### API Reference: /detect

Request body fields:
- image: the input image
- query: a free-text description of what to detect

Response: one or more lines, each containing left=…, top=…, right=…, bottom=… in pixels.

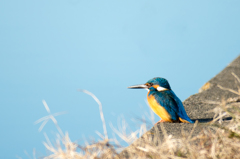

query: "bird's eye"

left=146, top=83, right=153, bottom=87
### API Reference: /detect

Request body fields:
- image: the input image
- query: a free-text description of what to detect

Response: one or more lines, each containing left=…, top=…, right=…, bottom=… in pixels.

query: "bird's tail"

left=179, top=117, right=194, bottom=123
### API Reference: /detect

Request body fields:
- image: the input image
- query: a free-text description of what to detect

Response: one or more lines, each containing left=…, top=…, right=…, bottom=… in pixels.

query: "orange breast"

left=147, top=94, right=172, bottom=122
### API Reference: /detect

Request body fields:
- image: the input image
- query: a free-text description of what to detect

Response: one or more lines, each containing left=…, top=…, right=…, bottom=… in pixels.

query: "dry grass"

left=33, top=73, right=240, bottom=159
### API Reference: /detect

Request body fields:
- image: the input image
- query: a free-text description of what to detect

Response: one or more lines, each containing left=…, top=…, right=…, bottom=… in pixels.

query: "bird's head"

left=128, top=77, right=171, bottom=91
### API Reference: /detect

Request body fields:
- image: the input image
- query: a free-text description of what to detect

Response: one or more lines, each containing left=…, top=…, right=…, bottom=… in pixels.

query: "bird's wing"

left=154, top=90, right=193, bottom=123
left=167, top=90, right=193, bottom=123
left=153, top=91, right=179, bottom=121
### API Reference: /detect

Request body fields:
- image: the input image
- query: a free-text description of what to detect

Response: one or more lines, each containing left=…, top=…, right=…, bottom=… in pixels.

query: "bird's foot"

left=155, top=119, right=165, bottom=125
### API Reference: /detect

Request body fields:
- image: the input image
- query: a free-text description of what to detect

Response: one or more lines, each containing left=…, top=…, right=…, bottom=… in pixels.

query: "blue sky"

left=0, top=0, right=240, bottom=158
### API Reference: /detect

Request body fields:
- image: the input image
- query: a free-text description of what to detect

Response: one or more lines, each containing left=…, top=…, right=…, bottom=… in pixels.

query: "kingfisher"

left=128, top=77, right=193, bottom=123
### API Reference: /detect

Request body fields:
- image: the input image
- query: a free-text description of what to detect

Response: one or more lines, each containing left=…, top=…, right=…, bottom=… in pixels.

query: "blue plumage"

left=148, top=88, right=193, bottom=123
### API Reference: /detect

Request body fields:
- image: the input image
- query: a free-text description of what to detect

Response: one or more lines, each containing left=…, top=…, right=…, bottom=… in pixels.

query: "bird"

left=128, top=77, right=193, bottom=123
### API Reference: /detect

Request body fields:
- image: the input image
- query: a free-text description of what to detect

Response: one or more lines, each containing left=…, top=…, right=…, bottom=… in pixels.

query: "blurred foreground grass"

left=32, top=74, right=240, bottom=159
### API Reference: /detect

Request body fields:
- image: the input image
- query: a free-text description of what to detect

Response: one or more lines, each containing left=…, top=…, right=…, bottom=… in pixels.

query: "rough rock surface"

left=120, top=55, right=240, bottom=158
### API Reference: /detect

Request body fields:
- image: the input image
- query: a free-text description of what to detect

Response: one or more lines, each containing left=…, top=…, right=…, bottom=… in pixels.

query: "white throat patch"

left=157, top=86, right=167, bottom=91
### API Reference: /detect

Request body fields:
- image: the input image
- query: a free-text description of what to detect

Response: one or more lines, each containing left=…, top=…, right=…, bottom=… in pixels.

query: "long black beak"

left=127, top=84, right=148, bottom=89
